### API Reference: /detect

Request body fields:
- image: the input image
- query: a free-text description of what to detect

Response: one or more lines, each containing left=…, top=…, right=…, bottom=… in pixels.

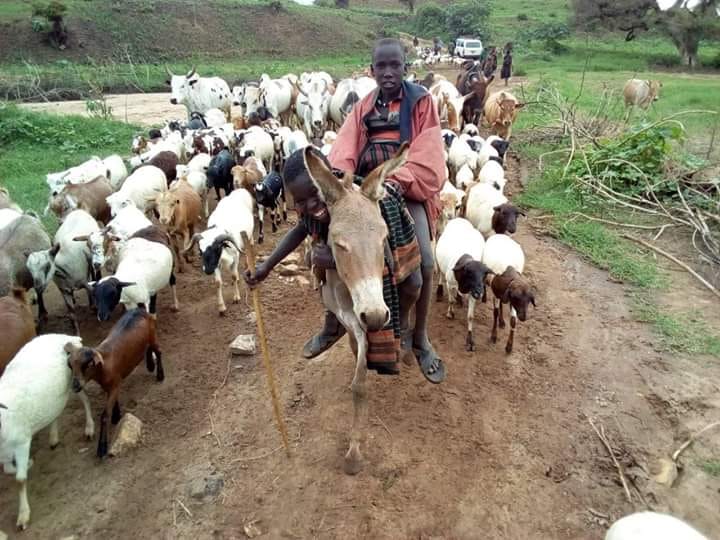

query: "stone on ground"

left=109, top=413, right=143, bottom=457
left=230, top=334, right=256, bottom=356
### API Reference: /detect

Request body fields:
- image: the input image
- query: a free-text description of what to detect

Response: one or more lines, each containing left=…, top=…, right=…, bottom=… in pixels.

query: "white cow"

left=329, top=77, right=377, bottom=127
left=295, top=80, right=331, bottom=139
left=167, top=67, right=232, bottom=120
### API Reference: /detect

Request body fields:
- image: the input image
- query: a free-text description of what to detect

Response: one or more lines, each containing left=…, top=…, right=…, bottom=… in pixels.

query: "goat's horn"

left=293, top=81, right=308, bottom=98
left=183, top=232, right=202, bottom=254
left=165, top=65, right=173, bottom=77
left=216, top=233, right=242, bottom=253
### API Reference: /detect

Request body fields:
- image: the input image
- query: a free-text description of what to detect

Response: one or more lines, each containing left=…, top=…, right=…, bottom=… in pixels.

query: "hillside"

left=0, top=0, right=381, bottom=64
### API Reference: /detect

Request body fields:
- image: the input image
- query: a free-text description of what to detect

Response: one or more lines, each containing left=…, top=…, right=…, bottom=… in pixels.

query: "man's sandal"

left=302, top=327, right=347, bottom=359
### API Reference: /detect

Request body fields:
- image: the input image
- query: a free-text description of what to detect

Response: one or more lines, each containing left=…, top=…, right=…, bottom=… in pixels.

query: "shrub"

left=446, top=0, right=491, bottom=41
left=517, top=13, right=528, bottom=21
left=415, top=3, right=447, bottom=39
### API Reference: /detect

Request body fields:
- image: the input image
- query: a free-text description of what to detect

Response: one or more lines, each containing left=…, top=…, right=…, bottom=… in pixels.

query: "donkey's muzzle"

left=360, top=309, right=390, bottom=332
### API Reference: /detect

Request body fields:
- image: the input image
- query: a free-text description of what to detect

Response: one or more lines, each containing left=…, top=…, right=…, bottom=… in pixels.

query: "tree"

left=446, top=0, right=491, bottom=41
left=399, top=0, right=415, bottom=14
left=572, top=0, right=720, bottom=68
left=31, top=0, right=69, bottom=50
left=335, top=0, right=349, bottom=7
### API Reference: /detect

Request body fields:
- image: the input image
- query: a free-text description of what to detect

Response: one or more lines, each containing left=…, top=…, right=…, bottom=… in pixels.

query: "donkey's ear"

left=362, top=142, right=410, bottom=202
left=303, top=147, right=346, bottom=205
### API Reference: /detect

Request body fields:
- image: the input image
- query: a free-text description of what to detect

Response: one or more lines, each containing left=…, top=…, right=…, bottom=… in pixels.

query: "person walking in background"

left=483, top=46, right=497, bottom=78
left=501, top=42, right=513, bottom=86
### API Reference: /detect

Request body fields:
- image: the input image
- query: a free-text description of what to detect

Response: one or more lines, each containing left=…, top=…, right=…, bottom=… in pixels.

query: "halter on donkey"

left=302, top=144, right=410, bottom=475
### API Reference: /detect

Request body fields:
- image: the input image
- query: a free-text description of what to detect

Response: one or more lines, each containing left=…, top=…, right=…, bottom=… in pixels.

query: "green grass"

left=700, top=460, right=720, bottom=477
left=519, top=155, right=720, bottom=358
left=0, top=106, right=138, bottom=229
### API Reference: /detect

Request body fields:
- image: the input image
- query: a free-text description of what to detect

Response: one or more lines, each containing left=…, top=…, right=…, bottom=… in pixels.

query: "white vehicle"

left=455, top=38, right=483, bottom=59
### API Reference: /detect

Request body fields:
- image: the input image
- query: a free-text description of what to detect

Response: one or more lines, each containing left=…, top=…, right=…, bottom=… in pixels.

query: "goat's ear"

left=117, top=281, right=136, bottom=289
left=49, top=243, right=61, bottom=257
left=0, top=402, right=6, bottom=409
left=64, top=341, right=78, bottom=354
left=303, top=146, right=346, bottom=205
left=530, top=294, right=536, bottom=307
left=492, top=205, right=502, bottom=212
left=93, top=353, right=104, bottom=367
left=501, top=286, right=511, bottom=304
left=515, top=102, right=526, bottom=110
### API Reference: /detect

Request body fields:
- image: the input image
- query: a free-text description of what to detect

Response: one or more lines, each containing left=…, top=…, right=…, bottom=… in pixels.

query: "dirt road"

left=21, top=93, right=242, bottom=126
left=3, top=99, right=719, bottom=540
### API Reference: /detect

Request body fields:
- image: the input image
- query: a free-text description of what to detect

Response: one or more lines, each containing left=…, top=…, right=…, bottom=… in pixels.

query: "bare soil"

left=3, top=96, right=720, bottom=540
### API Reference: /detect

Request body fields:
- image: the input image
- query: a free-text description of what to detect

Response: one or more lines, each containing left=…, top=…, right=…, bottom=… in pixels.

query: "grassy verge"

left=0, top=106, right=138, bottom=230
left=518, top=154, right=719, bottom=358
left=700, top=460, right=720, bottom=477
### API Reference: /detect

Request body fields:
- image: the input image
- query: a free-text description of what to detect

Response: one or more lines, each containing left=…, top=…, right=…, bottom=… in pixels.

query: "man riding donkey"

left=246, top=38, right=446, bottom=384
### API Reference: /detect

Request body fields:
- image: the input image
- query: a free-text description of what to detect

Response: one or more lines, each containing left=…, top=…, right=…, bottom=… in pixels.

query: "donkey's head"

left=303, top=145, right=408, bottom=332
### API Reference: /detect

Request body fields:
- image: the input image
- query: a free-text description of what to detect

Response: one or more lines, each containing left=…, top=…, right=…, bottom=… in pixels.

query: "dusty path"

left=3, top=97, right=719, bottom=539
left=20, top=93, right=244, bottom=126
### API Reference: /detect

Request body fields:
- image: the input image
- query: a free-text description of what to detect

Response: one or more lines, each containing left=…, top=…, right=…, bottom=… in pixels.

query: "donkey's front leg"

left=344, top=329, right=368, bottom=475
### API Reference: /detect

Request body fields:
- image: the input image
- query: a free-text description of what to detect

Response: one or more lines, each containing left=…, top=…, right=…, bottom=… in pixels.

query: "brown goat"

left=65, top=307, right=163, bottom=458
left=491, top=203, right=525, bottom=235
left=0, top=288, right=36, bottom=375
left=488, top=266, right=535, bottom=354
left=150, top=181, right=201, bottom=272
left=49, top=176, right=112, bottom=224
left=231, top=158, right=268, bottom=242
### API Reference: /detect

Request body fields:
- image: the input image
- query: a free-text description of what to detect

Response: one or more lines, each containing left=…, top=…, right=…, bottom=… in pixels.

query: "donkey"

left=302, top=144, right=411, bottom=475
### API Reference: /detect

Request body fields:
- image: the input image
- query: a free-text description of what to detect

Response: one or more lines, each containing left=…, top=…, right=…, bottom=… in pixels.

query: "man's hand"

left=311, top=244, right=335, bottom=270
left=244, top=263, right=270, bottom=287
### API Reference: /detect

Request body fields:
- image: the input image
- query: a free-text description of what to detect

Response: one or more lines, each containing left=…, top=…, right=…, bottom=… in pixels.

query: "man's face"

left=371, top=45, right=406, bottom=95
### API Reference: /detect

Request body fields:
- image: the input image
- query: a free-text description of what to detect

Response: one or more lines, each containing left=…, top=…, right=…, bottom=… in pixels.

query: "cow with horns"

left=166, top=66, right=232, bottom=121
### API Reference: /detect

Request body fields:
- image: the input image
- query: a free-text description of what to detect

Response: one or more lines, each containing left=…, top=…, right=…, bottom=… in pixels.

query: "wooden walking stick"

left=240, top=231, right=291, bottom=457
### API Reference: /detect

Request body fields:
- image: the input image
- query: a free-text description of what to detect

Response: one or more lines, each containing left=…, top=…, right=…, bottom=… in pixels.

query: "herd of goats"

left=0, top=63, right=705, bottom=540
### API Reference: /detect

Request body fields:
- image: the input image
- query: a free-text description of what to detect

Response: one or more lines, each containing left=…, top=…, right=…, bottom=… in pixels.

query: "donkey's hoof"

left=343, top=449, right=362, bottom=475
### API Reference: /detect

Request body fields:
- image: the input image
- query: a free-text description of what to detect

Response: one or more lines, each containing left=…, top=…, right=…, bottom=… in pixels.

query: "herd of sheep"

left=0, top=63, right=705, bottom=539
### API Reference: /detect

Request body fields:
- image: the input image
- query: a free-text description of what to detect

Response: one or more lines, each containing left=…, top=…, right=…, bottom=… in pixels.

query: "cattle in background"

left=166, top=66, right=232, bottom=120
left=623, top=79, right=662, bottom=119
left=483, top=91, right=524, bottom=140
left=294, top=80, right=331, bottom=139
left=329, top=77, right=377, bottom=128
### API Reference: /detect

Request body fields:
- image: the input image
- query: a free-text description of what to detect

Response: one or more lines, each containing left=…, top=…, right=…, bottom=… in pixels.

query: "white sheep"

left=462, top=123, right=480, bottom=136
left=478, top=158, right=506, bottom=192
left=455, top=163, right=475, bottom=190
left=236, top=126, right=275, bottom=172
left=435, top=218, right=491, bottom=351
left=184, top=189, right=255, bottom=315
left=203, top=108, right=227, bottom=128
left=477, top=135, right=509, bottom=168
left=26, top=210, right=99, bottom=334
left=75, top=205, right=154, bottom=275
left=465, top=182, right=509, bottom=237
left=45, top=157, right=106, bottom=195
left=106, top=165, right=167, bottom=217
left=188, top=152, right=212, bottom=174
left=174, top=164, right=209, bottom=218
left=481, top=233, right=533, bottom=354
left=0, top=333, right=94, bottom=530
left=91, top=235, right=179, bottom=321
left=448, top=136, right=478, bottom=176
left=102, top=154, right=129, bottom=190
left=605, top=512, right=708, bottom=540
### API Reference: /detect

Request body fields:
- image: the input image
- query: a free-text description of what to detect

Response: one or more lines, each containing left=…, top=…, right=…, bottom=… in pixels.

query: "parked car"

left=455, top=38, right=483, bottom=59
